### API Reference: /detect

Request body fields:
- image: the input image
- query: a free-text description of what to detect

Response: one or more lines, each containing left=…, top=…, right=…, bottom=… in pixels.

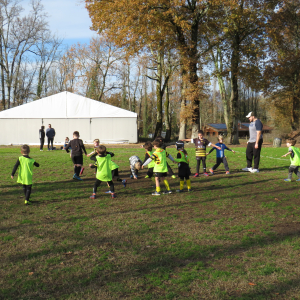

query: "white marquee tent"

left=0, top=91, right=138, bottom=145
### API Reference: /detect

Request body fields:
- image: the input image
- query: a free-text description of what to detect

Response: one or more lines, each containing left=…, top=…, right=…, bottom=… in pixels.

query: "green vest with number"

left=175, top=150, right=189, bottom=164
left=96, top=154, right=112, bottom=181
left=147, top=150, right=155, bottom=168
left=17, top=156, right=35, bottom=185
left=290, top=146, right=300, bottom=166
left=153, top=148, right=168, bottom=173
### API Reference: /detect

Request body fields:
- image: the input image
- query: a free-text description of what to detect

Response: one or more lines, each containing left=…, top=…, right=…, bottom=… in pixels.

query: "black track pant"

left=167, top=162, right=174, bottom=176
left=212, top=157, right=229, bottom=171
left=196, top=157, right=206, bottom=173
left=93, top=179, right=114, bottom=194
left=246, top=139, right=263, bottom=169
left=22, top=185, right=32, bottom=201
left=48, top=138, right=54, bottom=150
left=288, top=166, right=300, bottom=180
left=40, top=138, right=44, bottom=150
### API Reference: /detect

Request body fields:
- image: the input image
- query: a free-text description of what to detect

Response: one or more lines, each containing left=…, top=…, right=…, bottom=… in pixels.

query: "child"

left=63, top=137, right=70, bottom=150
left=11, top=145, right=40, bottom=205
left=282, top=139, right=300, bottom=182
left=174, top=140, right=192, bottom=192
left=129, top=155, right=142, bottom=179
left=142, top=141, right=155, bottom=180
left=87, top=139, right=100, bottom=159
left=182, top=130, right=221, bottom=177
left=89, top=145, right=116, bottom=199
left=207, top=135, right=236, bottom=175
left=65, top=131, right=87, bottom=181
left=142, top=139, right=175, bottom=196
left=105, top=160, right=127, bottom=193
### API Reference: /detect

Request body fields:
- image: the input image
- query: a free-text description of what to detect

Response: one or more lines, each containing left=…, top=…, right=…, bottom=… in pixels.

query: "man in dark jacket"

left=39, top=126, right=45, bottom=151
left=46, top=124, right=55, bottom=151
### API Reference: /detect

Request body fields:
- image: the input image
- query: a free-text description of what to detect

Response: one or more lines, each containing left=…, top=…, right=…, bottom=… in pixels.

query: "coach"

left=242, top=112, right=263, bottom=173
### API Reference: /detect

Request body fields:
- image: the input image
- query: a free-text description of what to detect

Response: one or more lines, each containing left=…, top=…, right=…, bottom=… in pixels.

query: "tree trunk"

left=164, top=83, right=171, bottom=142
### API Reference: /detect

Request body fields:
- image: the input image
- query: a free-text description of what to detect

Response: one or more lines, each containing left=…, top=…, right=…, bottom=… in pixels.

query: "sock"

left=156, top=186, right=161, bottom=193
left=75, top=166, right=81, bottom=176
left=186, top=179, right=191, bottom=189
left=74, top=165, right=76, bottom=174
left=203, top=168, right=206, bottom=173
left=163, top=179, right=170, bottom=191
left=180, top=180, right=184, bottom=190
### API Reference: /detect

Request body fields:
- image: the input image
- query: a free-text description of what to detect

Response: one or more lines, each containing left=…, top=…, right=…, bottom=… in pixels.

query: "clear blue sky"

left=23, top=0, right=97, bottom=46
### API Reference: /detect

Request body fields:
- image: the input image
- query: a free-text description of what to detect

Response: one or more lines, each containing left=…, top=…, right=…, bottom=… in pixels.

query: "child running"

left=11, top=145, right=40, bottom=205
left=65, top=131, right=87, bottom=181
left=182, top=130, right=221, bottom=177
left=282, top=138, right=300, bottom=182
left=89, top=145, right=116, bottom=199
left=174, top=141, right=192, bottom=192
left=142, top=139, right=175, bottom=196
left=207, top=135, right=235, bottom=175
left=129, top=155, right=142, bottom=179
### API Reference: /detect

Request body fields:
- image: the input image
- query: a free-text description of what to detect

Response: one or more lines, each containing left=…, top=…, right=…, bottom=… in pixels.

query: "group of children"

left=11, top=131, right=300, bottom=204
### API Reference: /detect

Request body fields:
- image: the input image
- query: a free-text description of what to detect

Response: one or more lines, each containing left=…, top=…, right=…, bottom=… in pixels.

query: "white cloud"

left=22, top=0, right=96, bottom=40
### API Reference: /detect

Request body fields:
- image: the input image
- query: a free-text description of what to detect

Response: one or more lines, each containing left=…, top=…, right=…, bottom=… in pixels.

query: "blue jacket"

left=209, top=143, right=232, bottom=158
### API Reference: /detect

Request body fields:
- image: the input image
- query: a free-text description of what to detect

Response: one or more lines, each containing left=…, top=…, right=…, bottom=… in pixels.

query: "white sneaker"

left=242, top=167, right=253, bottom=172
left=250, top=169, right=259, bottom=173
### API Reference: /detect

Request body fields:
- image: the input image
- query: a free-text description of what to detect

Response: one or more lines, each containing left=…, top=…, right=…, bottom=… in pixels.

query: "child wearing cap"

left=207, top=135, right=235, bottom=174
left=174, top=141, right=192, bottom=192
left=282, top=139, right=300, bottom=182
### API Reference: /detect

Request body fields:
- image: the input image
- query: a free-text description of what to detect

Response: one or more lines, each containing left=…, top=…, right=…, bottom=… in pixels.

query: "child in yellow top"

left=11, top=145, right=40, bottom=205
left=142, top=139, right=175, bottom=196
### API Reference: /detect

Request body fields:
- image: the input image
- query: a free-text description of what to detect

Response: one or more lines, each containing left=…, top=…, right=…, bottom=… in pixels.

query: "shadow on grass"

left=1, top=219, right=300, bottom=299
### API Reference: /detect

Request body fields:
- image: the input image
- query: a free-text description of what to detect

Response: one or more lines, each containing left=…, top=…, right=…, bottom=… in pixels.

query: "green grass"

left=1, top=144, right=300, bottom=299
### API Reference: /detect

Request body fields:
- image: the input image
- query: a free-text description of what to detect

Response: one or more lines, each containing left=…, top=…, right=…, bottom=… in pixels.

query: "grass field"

left=1, top=144, right=300, bottom=300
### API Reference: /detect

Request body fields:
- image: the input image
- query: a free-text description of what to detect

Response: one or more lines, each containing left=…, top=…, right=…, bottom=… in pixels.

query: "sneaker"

left=122, top=179, right=127, bottom=187
left=89, top=194, right=96, bottom=199
left=242, top=167, right=253, bottom=172
left=145, top=175, right=149, bottom=179
left=171, top=175, right=176, bottom=179
left=163, top=190, right=172, bottom=194
left=209, top=168, right=214, bottom=174
left=194, top=173, right=199, bottom=177
left=111, top=193, right=116, bottom=199
left=25, top=200, right=32, bottom=205
left=105, top=190, right=112, bottom=194
left=250, top=169, right=259, bottom=173
left=226, top=171, right=230, bottom=175
left=152, top=191, right=161, bottom=196
left=296, top=178, right=300, bottom=182
left=130, top=175, right=133, bottom=179
left=176, top=189, right=183, bottom=193
left=80, top=167, right=84, bottom=175
left=284, top=179, right=291, bottom=182
left=74, top=175, right=83, bottom=181
left=203, top=172, right=209, bottom=177
left=188, top=189, right=192, bottom=192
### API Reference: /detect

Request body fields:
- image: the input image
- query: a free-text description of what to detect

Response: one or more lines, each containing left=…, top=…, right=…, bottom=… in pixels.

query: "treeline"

left=1, top=0, right=299, bottom=142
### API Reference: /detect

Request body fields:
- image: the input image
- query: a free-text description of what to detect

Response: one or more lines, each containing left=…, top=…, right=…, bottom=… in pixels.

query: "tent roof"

left=0, top=91, right=137, bottom=119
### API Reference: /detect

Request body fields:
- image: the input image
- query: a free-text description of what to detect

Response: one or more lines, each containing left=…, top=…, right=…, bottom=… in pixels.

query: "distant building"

left=203, top=123, right=273, bottom=138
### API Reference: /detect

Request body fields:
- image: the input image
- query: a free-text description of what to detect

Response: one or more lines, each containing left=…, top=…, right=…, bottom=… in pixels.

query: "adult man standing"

left=46, top=124, right=55, bottom=151
left=242, top=112, right=263, bottom=173
left=39, top=126, right=45, bottom=151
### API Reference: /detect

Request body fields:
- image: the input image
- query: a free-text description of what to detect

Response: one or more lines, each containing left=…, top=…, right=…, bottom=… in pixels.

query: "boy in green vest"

left=11, top=145, right=40, bottom=205
left=89, top=145, right=116, bottom=199
left=142, top=139, right=175, bottom=196
left=282, top=139, right=300, bottom=182
left=142, top=141, right=155, bottom=180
